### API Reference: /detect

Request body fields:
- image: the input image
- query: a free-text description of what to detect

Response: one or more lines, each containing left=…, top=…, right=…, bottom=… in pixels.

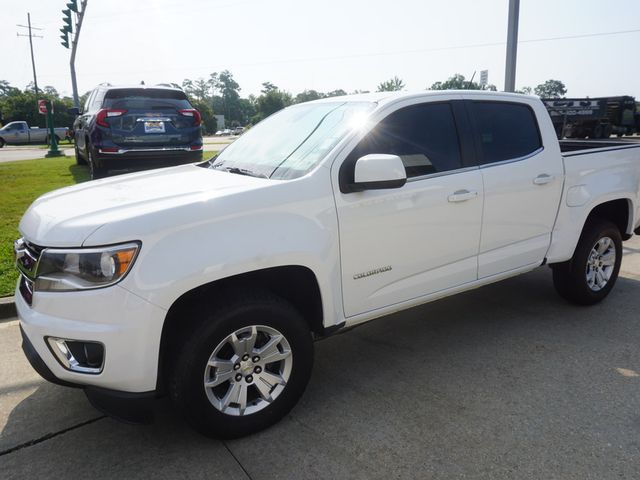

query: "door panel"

left=336, top=170, right=483, bottom=317
left=466, top=99, right=564, bottom=278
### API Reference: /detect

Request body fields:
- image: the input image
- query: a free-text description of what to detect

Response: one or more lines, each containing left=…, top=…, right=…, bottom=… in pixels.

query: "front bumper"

left=21, top=325, right=155, bottom=423
left=16, top=282, right=167, bottom=393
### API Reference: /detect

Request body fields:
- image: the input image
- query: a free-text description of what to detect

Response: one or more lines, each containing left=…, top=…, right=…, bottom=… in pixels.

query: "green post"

left=45, top=100, right=64, bottom=157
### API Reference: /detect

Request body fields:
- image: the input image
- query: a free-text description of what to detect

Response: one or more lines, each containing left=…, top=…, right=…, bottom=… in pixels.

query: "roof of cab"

left=306, top=89, right=539, bottom=107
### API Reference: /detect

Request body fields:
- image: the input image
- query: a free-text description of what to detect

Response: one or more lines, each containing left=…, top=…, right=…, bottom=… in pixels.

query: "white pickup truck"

left=0, top=121, right=68, bottom=147
left=14, top=91, right=640, bottom=438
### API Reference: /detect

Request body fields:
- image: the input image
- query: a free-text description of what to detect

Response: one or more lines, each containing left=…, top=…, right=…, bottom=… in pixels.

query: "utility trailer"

left=543, top=96, right=639, bottom=139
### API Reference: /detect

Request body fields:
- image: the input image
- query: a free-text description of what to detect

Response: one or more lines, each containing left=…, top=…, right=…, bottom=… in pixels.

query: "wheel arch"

left=584, top=197, right=633, bottom=240
left=547, top=196, right=635, bottom=264
left=156, top=265, right=324, bottom=393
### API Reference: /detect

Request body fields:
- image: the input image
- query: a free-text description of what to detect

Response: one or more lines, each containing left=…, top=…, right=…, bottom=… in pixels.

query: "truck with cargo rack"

left=543, top=95, right=639, bottom=139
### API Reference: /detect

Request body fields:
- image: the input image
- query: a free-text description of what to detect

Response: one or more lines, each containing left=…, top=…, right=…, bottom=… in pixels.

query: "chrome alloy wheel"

left=203, top=325, right=293, bottom=416
left=586, top=236, right=616, bottom=292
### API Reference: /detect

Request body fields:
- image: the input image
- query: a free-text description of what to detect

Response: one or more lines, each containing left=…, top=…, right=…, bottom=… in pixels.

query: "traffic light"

left=66, top=0, right=78, bottom=13
left=62, top=8, right=73, bottom=33
left=60, top=32, right=69, bottom=49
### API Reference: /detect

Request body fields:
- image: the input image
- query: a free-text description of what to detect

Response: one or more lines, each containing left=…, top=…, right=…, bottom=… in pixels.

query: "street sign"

left=38, top=99, right=48, bottom=115
left=480, top=70, right=489, bottom=87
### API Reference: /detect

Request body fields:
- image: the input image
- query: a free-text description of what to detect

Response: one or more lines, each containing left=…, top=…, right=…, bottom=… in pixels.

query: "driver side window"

left=349, top=102, right=463, bottom=178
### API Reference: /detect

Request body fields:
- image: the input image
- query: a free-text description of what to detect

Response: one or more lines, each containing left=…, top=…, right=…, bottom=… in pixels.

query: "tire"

left=75, top=142, right=87, bottom=165
left=168, top=291, right=314, bottom=439
left=87, top=145, right=106, bottom=179
left=0, top=138, right=5, bottom=148
left=591, top=125, right=603, bottom=139
left=552, top=219, right=622, bottom=305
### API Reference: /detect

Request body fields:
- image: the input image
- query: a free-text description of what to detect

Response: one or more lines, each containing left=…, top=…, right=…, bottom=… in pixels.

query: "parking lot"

left=1, top=237, right=639, bottom=479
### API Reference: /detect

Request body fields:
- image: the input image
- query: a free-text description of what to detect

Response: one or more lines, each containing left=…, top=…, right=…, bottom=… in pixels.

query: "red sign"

left=38, top=99, right=48, bottom=115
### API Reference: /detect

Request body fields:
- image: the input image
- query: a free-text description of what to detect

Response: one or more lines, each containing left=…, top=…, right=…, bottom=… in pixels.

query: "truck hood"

left=19, top=164, right=272, bottom=247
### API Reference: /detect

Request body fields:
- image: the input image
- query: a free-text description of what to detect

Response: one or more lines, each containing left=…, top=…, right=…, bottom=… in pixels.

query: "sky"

left=2, top=0, right=639, bottom=99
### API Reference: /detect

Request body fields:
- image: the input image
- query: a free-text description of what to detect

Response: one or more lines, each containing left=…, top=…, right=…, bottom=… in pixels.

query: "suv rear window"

left=469, top=101, right=542, bottom=164
left=103, top=89, right=192, bottom=110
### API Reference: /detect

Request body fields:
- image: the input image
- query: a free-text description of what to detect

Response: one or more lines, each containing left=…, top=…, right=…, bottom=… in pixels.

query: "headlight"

left=34, top=242, right=140, bottom=292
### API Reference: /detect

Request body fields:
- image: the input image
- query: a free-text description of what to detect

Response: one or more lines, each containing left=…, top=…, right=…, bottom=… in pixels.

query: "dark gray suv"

left=71, top=85, right=203, bottom=179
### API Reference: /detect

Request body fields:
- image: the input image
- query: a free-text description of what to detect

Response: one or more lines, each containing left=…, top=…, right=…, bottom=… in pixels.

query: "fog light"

left=46, top=337, right=105, bottom=374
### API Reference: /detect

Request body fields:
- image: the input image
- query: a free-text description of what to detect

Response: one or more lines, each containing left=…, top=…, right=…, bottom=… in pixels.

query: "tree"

left=210, top=70, right=242, bottom=124
left=377, top=76, right=405, bottom=92
left=516, top=86, right=532, bottom=95
left=534, top=79, right=567, bottom=98
left=181, top=78, right=211, bottom=101
left=295, top=90, right=324, bottom=103
left=0, top=80, right=75, bottom=128
left=326, top=89, right=347, bottom=97
left=261, top=82, right=278, bottom=94
left=429, top=73, right=496, bottom=91
left=253, top=83, right=292, bottom=123
left=0, top=80, right=19, bottom=96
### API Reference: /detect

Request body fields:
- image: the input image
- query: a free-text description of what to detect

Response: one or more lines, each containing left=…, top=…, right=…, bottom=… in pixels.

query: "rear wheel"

left=552, top=219, right=622, bottom=305
left=87, top=145, right=106, bottom=179
left=169, top=291, right=314, bottom=439
left=75, top=142, right=87, bottom=165
left=0, top=138, right=5, bottom=148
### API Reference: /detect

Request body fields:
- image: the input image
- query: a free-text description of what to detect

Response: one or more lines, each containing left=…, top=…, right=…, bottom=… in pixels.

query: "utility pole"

left=504, top=0, right=520, bottom=92
left=61, top=0, right=88, bottom=108
left=17, top=13, right=43, bottom=98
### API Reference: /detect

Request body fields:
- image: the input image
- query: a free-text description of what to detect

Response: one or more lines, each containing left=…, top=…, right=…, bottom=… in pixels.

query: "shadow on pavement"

left=2, top=268, right=640, bottom=479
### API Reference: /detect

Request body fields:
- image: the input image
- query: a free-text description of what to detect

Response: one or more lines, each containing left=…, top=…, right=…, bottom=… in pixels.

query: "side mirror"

left=67, top=107, right=80, bottom=116
left=351, top=154, right=407, bottom=191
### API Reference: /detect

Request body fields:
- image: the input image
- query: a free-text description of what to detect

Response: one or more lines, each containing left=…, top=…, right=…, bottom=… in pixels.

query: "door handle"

left=448, top=189, right=478, bottom=203
left=533, top=174, right=554, bottom=185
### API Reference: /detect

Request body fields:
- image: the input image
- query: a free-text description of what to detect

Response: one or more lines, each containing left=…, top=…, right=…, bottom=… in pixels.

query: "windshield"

left=205, top=101, right=376, bottom=180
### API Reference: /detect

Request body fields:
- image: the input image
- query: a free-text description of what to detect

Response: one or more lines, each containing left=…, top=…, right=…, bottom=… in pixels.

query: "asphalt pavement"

left=2, top=237, right=640, bottom=479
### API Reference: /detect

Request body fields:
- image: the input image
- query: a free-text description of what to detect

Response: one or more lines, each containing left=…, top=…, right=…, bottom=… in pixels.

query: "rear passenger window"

left=469, top=102, right=542, bottom=164
left=349, top=102, right=462, bottom=178
left=91, top=90, right=106, bottom=111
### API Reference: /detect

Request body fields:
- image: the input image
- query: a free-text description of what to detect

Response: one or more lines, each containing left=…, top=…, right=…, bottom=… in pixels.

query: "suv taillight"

left=179, top=109, right=202, bottom=126
left=95, top=109, right=127, bottom=128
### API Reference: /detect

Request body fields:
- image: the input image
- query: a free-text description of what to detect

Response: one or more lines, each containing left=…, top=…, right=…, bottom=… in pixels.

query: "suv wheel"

left=552, top=219, right=622, bottom=305
left=87, top=145, right=106, bottom=179
left=75, top=142, right=87, bottom=165
left=169, top=291, right=314, bottom=438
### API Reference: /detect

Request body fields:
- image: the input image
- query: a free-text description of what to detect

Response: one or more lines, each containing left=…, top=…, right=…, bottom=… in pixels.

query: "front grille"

left=14, top=238, right=43, bottom=306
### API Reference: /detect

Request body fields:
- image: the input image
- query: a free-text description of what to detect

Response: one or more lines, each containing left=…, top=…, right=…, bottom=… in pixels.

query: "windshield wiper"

left=224, top=167, right=268, bottom=179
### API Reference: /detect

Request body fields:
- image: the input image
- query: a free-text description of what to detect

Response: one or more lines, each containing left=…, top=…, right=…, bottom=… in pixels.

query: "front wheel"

left=169, top=292, right=314, bottom=438
left=552, top=219, right=622, bottom=305
left=0, top=138, right=5, bottom=148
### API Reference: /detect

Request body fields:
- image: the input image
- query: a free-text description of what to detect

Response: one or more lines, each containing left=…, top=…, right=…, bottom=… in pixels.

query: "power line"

left=59, top=26, right=640, bottom=76
left=24, top=26, right=640, bottom=84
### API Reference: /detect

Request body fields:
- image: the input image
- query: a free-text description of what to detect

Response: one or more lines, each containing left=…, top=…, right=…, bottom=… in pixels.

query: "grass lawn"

left=0, top=157, right=89, bottom=297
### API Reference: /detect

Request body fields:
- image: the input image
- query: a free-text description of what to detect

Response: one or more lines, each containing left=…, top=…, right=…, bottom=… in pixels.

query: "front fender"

left=83, top=170, right=344, bottom=329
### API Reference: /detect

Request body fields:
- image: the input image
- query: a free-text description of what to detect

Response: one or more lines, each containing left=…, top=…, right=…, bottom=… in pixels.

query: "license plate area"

left=144, top=121, right=166, bottom=133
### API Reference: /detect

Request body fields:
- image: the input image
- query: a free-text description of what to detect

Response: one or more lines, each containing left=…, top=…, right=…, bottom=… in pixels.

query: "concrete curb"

left=0, top=296, right=17, bottom=321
